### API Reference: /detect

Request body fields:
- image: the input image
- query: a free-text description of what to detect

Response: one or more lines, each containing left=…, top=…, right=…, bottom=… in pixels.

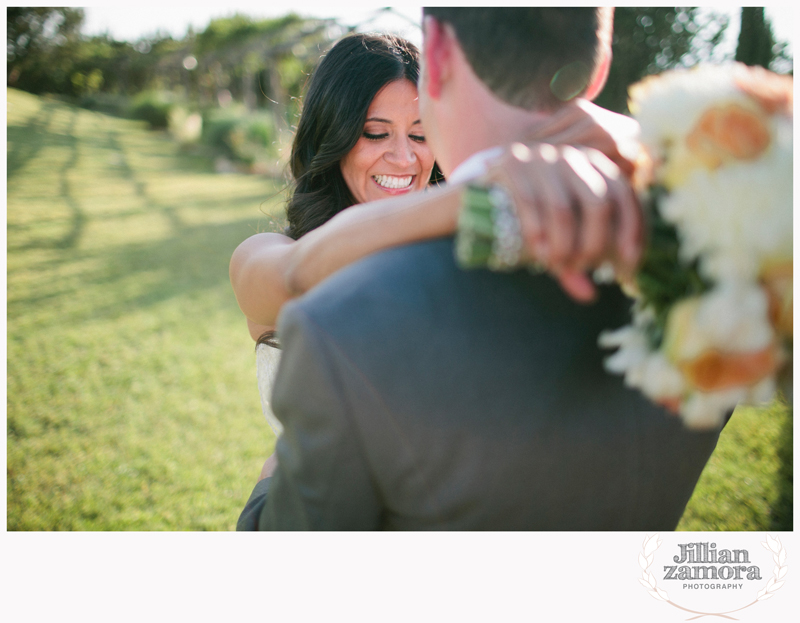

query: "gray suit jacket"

left=238, top=238, right=721, bottom=530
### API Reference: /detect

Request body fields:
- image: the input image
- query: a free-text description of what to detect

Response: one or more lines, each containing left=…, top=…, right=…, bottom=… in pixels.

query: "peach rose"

left=678, top=345, right=780, bottom=392
left=686, top=104, right=771, bottom=169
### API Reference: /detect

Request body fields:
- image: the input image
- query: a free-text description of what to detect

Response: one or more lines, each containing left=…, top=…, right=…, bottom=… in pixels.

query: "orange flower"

left=686, top=104, right=771, bottom=169
left=678, top=345, right=780, bottom=392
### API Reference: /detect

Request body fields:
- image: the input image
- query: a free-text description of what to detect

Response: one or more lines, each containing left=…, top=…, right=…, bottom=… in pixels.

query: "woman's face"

left=340, top=79, right=435, bottom=204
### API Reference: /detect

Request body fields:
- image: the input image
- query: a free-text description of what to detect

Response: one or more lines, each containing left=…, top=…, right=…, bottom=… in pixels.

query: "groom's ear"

left=421, top=15, right=451, bottom=100
left=584, top=8, right=614, bottom=101
left=584, top=44, right=612, bottom=101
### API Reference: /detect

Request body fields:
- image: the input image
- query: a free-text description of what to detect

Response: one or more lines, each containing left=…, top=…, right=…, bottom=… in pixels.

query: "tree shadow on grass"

left=7, top=99, right=63, bottom=178
left=7, top=99, right=281, bottom=327
left=8, top=108, right=177, bottom=253
left=7, top=96, right=235, bottom=255
left=7, top=215, right=261, bottom=325
left=7, top=104, right=87, bottom=250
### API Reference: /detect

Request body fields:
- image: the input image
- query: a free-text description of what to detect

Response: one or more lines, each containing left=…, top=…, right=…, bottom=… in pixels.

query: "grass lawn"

left=677, top=400, right=792, bottom=530
left=6, top=88, right=792, bottom=530
left=7, top=88, right=284, bottom=530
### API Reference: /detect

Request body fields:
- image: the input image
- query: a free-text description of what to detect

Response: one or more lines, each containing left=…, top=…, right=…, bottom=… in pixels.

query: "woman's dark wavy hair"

left=286, top=32, right=442, bottom=240
left=257, top=33, right=443, bottom=348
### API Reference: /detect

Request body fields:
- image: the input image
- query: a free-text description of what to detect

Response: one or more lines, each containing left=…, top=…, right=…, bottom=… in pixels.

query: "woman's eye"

left=363, top=132, right=388, bottom=141
left=410, top=135, right=426, bottom=143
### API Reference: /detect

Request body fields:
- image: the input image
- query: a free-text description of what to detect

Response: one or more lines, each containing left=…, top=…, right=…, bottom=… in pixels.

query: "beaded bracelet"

left=455, top=183, right=525, bottom=271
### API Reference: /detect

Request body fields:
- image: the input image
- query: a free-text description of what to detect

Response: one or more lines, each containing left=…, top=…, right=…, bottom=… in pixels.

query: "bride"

left=229, top=32, right=643, bottom=437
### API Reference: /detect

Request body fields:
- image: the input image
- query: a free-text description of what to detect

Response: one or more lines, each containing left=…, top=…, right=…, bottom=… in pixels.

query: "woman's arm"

left=229, top=232, right=296, bottom=329
left=231, top=102, right=644, bottom=331
left=283, top=183, right=464, bottom=296
left=247, top=318, right=273, bottom=342
left=229, top=183, right=464, bottom=328
left=231, top=146, right=640, bottom=331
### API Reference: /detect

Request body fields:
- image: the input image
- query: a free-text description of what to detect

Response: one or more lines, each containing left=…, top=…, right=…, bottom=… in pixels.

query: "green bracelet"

left=455, top=184, right=524, bottom=271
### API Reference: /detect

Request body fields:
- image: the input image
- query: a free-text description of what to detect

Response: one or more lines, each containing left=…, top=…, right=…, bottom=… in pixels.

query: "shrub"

left=129, top=91, right=177, bottom=129
left=201, top=106, right=278, bottom=166
left=77, top=92, right=131, bottom=117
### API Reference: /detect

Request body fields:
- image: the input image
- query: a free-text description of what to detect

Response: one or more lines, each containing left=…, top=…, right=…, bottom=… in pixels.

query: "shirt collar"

left=446, top=146, right=505, bottom=185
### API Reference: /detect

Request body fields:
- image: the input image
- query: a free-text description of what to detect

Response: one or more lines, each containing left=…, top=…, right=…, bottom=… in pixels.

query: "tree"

left=735, top=7, right=774, bottom=69
left=178, top=14, right=337, bottom=114
left=735, top=7, right=793, bottom=74
left=595, top=7, right=729, bottom=114
left=7, top=7, right=85, bottom=92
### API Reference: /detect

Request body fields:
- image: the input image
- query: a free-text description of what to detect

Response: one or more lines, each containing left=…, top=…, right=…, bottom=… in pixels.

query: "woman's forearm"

left=283, top=183, right=464, bottom=295
left=234, top=138, right=640, bottom=331
left=230, top=184, right=463, bottom=329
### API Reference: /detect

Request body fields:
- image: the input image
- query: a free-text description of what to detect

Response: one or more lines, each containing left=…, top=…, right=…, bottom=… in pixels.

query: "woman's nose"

left=385, top=136, right=417, bottom=167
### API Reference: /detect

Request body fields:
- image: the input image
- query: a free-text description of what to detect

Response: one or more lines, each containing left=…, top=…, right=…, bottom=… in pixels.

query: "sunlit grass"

left=6, top=88, right=792, bottom=531
left=7, top=88, right=284, bottom=530
left=678, top=399, right=792, bottom=531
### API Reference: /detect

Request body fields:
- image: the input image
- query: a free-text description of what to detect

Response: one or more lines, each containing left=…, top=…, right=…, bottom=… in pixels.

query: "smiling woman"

left=229, top=32, right=457, bottom=434
left=229, top=33, right=446, bottom=341
left=340, top=79, right=435, bottom=203
left=282, top=33, right=441, bottom=241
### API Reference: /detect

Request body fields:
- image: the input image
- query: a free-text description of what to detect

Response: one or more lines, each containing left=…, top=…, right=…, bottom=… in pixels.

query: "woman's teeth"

left=373, top=175, right=413, bottom=190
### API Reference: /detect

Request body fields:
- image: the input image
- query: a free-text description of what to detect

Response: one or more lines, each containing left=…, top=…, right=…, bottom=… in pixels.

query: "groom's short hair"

left=422, top=7, right=612, bottom=112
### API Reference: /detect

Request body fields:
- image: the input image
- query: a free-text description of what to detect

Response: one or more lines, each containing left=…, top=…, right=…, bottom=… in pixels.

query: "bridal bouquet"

left=600, top=64, right=792, bottom=429
left=456, top=63, right=792, bottom=429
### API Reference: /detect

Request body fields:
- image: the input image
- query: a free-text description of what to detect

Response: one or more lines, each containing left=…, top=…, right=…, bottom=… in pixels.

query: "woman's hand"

left=522, top=98, right=641, bottom=180
left=481, top=141, right=642, bottom=302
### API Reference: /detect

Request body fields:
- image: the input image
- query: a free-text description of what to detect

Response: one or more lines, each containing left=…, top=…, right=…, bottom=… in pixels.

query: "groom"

left=238, top=8, right=722, bottom=530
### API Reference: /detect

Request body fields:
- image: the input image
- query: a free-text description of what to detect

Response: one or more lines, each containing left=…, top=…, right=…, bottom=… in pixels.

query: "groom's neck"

left=438, top=57, right=556, bottom=177
left=471, top=101, right=553, bottom=158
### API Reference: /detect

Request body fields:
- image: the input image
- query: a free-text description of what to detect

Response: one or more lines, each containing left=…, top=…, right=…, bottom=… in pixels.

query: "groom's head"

left=418, top=8, right=614, bottom=175
left=422, top=7, right=613, bottom=110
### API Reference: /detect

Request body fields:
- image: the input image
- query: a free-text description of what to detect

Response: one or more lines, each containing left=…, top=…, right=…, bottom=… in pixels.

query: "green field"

left=7, top=88, right=284, bottom=530
left=6, top=88, right=792, bottom=530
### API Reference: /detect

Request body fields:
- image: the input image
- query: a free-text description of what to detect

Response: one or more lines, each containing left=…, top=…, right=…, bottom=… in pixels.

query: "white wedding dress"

left=256, top=343, right=284, bottom=436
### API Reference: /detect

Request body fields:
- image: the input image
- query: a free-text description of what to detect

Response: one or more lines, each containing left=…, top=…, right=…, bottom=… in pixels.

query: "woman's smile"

left=372, top=174, right=415, bottom=190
